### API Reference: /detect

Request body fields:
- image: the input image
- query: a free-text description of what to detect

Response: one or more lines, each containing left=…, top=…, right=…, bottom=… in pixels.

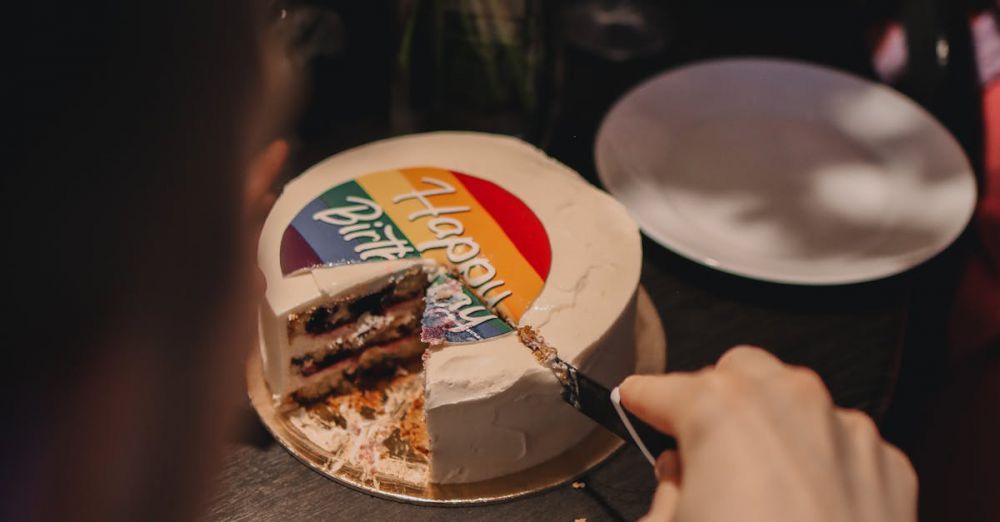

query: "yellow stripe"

left=356, top=168, right=543, bottom=321
left=355, top=169, right=443, bottom=260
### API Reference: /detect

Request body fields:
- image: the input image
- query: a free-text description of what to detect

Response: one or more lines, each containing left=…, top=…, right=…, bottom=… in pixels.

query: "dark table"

left=206, top=3, right=977, bottom=518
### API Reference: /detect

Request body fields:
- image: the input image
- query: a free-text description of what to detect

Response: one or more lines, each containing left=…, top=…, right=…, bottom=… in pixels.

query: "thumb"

left=641, top=450, right=682, bottom=522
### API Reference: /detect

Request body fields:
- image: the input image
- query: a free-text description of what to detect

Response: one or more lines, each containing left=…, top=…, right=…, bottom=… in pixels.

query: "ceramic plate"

left=596, top=58, right=977, bottom=285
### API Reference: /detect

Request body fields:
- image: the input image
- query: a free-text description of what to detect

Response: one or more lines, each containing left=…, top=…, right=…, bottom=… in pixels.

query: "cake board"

left=246, top=286, right=667, bottom=505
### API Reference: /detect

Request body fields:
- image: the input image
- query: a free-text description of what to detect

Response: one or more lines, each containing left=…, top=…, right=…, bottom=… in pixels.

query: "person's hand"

left=620, top=346, right=917, bottom=522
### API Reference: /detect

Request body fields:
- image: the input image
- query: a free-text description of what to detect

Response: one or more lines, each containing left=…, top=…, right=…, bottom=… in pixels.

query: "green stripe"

left=319, top=180, right=420, bottom=259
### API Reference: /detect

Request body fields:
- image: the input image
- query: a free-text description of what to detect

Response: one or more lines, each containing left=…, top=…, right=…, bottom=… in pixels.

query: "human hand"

left=620, top=346, right=917, bottom=522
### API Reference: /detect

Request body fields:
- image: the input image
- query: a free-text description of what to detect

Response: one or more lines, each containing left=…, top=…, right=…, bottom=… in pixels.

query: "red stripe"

left=280, top=225, right=322, bottom=275
left=453, top=171, right=551, bottom=280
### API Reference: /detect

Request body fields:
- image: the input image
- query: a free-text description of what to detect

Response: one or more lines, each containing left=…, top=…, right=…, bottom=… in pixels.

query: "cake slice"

left=259, top=259, right=434, bottom=402
left=282, top=265, right=431, bottom=401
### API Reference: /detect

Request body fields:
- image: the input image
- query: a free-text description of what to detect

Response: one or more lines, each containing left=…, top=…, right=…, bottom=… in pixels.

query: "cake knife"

left=517, top=327, right=676, bottom=465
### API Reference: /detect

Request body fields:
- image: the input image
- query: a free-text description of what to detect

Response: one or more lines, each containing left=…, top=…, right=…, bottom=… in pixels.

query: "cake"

left=258, top=132, right=641, bottom=484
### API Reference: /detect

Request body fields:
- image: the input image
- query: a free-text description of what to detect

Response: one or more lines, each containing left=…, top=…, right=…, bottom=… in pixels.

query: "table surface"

left=206, top=9, right=927, bottom=518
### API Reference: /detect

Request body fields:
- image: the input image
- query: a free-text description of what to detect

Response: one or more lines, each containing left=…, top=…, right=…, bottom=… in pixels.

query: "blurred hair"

left=7, top=1, right=267, bottom=519
left=12, top=0, right=265, bottom=359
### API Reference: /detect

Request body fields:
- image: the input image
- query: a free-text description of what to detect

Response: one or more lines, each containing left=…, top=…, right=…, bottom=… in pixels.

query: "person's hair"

left=8, top=1, right=266, bottom=519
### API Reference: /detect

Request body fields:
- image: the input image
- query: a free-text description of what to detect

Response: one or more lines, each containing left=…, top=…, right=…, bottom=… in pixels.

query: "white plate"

left=596, top=58, right=977, bottom=285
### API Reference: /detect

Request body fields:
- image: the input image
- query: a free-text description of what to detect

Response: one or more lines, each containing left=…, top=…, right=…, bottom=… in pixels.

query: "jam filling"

left=300, top=270, right=428, bottom=336
left=292, top=323, right=419, bottom=377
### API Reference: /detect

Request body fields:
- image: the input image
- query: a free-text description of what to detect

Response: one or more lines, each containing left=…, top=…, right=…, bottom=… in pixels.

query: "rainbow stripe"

left=280, top=167, right=551, bottom=335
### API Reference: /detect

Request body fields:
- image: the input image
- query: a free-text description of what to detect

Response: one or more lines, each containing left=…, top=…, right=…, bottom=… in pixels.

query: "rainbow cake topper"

left=280, top=167, right=552, bottom=342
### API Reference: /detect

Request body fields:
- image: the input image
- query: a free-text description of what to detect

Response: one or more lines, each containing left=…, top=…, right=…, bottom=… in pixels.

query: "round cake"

left=258, top=132, right=641, bottom=484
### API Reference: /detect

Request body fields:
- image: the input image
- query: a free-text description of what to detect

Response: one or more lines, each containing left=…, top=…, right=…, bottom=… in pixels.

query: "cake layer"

left=291, top=335, right=426, bottom=402
left=287, top=295, right=425, bottom=362
left=291, top=308, right=422, bottom=377
left=287, top=266, right=427, bottom=340
left=259, top=260, right=432, bottom=399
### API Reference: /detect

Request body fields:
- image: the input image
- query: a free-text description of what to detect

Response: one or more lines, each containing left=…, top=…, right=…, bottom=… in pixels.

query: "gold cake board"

left=247, top=286, right=667, bottom=505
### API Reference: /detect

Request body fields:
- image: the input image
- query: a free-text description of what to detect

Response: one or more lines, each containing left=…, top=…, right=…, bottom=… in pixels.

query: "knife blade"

left=517, top=326, right=675, bottom=465
left=558, top=357, right=676, bottom=464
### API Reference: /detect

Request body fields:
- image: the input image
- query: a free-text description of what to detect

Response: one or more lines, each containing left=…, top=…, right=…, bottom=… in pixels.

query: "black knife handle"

left=561, top=363, right=676, bottom=460
left=622, top=408, right=677, bottom=457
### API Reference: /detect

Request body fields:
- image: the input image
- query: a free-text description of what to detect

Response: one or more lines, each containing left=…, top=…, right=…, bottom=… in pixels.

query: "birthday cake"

left=258, top=132, right=641, bottom=484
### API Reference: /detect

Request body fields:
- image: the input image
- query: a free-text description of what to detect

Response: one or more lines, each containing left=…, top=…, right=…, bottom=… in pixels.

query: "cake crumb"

left=517, top=326, right=558, bottom=365
left=517, top=325, right=572, bottom=384
left=571, top=481, right=586, bottom=489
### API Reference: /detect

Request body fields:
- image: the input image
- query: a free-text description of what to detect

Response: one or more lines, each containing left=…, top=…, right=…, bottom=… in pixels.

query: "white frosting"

left=258, top=132, right=641, bottom=483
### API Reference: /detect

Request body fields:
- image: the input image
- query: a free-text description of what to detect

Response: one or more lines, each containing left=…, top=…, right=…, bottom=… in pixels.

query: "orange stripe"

left=359, top=167, right=543, bottom=321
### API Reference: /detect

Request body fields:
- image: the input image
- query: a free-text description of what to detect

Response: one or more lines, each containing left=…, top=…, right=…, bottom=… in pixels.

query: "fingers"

left=720, top=347, right=833, bottom=411
left=625, top=344, right=914, bottom=522
left=619, top=373, right=702, bottom=436
left=640, top=481, right=680, bottom=522
left=837, top=408, right=879, bottom=442
left=654, top=449, right=681, bottom=481
left=833, top=409, right=919, bottom=522
left=623, top=345, right=836, bottom=459
left=621, top=346, right=787, bottom=436
left=883, top=443, right=919, bottom=521
left=882, top=443, right=917, bottom=492
left=715, top=345, right=783, bottom=377
left=641, top=451, right=681, bottom=522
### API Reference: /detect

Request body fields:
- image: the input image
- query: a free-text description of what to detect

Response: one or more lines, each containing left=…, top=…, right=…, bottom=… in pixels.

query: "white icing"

left=349, top=313, right=395, bottom=344
left=258, top=132, right=641, bottom=484
left=309, top=259, right=429, bottom=299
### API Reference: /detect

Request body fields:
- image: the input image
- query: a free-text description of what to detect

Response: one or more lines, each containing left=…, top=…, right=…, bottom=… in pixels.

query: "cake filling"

left=284, top=263, right=522, bottom=404
left=292, top=321, right=420, bottom=377
left=285, top=266, right=437, bottom=403
left=288, top=266, right=428, bottom=338
left=289, top=301, right=424, bottom=373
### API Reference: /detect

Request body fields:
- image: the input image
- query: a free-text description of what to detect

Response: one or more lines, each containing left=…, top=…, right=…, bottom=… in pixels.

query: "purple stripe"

left=280, top=225, right=323, bottom=275
left=290, top=198, right=362, bottom=267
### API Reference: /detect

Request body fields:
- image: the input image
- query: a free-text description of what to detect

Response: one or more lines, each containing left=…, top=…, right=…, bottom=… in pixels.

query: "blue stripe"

left=291, top=198, right=363, bottom=265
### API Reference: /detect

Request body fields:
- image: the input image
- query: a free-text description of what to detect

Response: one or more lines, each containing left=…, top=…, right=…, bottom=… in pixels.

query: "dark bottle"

left=391, top=0, right=554, bottom=145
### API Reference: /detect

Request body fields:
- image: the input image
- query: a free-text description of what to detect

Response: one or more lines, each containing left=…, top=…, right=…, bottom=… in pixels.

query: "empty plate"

left=596, top=58, right=977, bottom=285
